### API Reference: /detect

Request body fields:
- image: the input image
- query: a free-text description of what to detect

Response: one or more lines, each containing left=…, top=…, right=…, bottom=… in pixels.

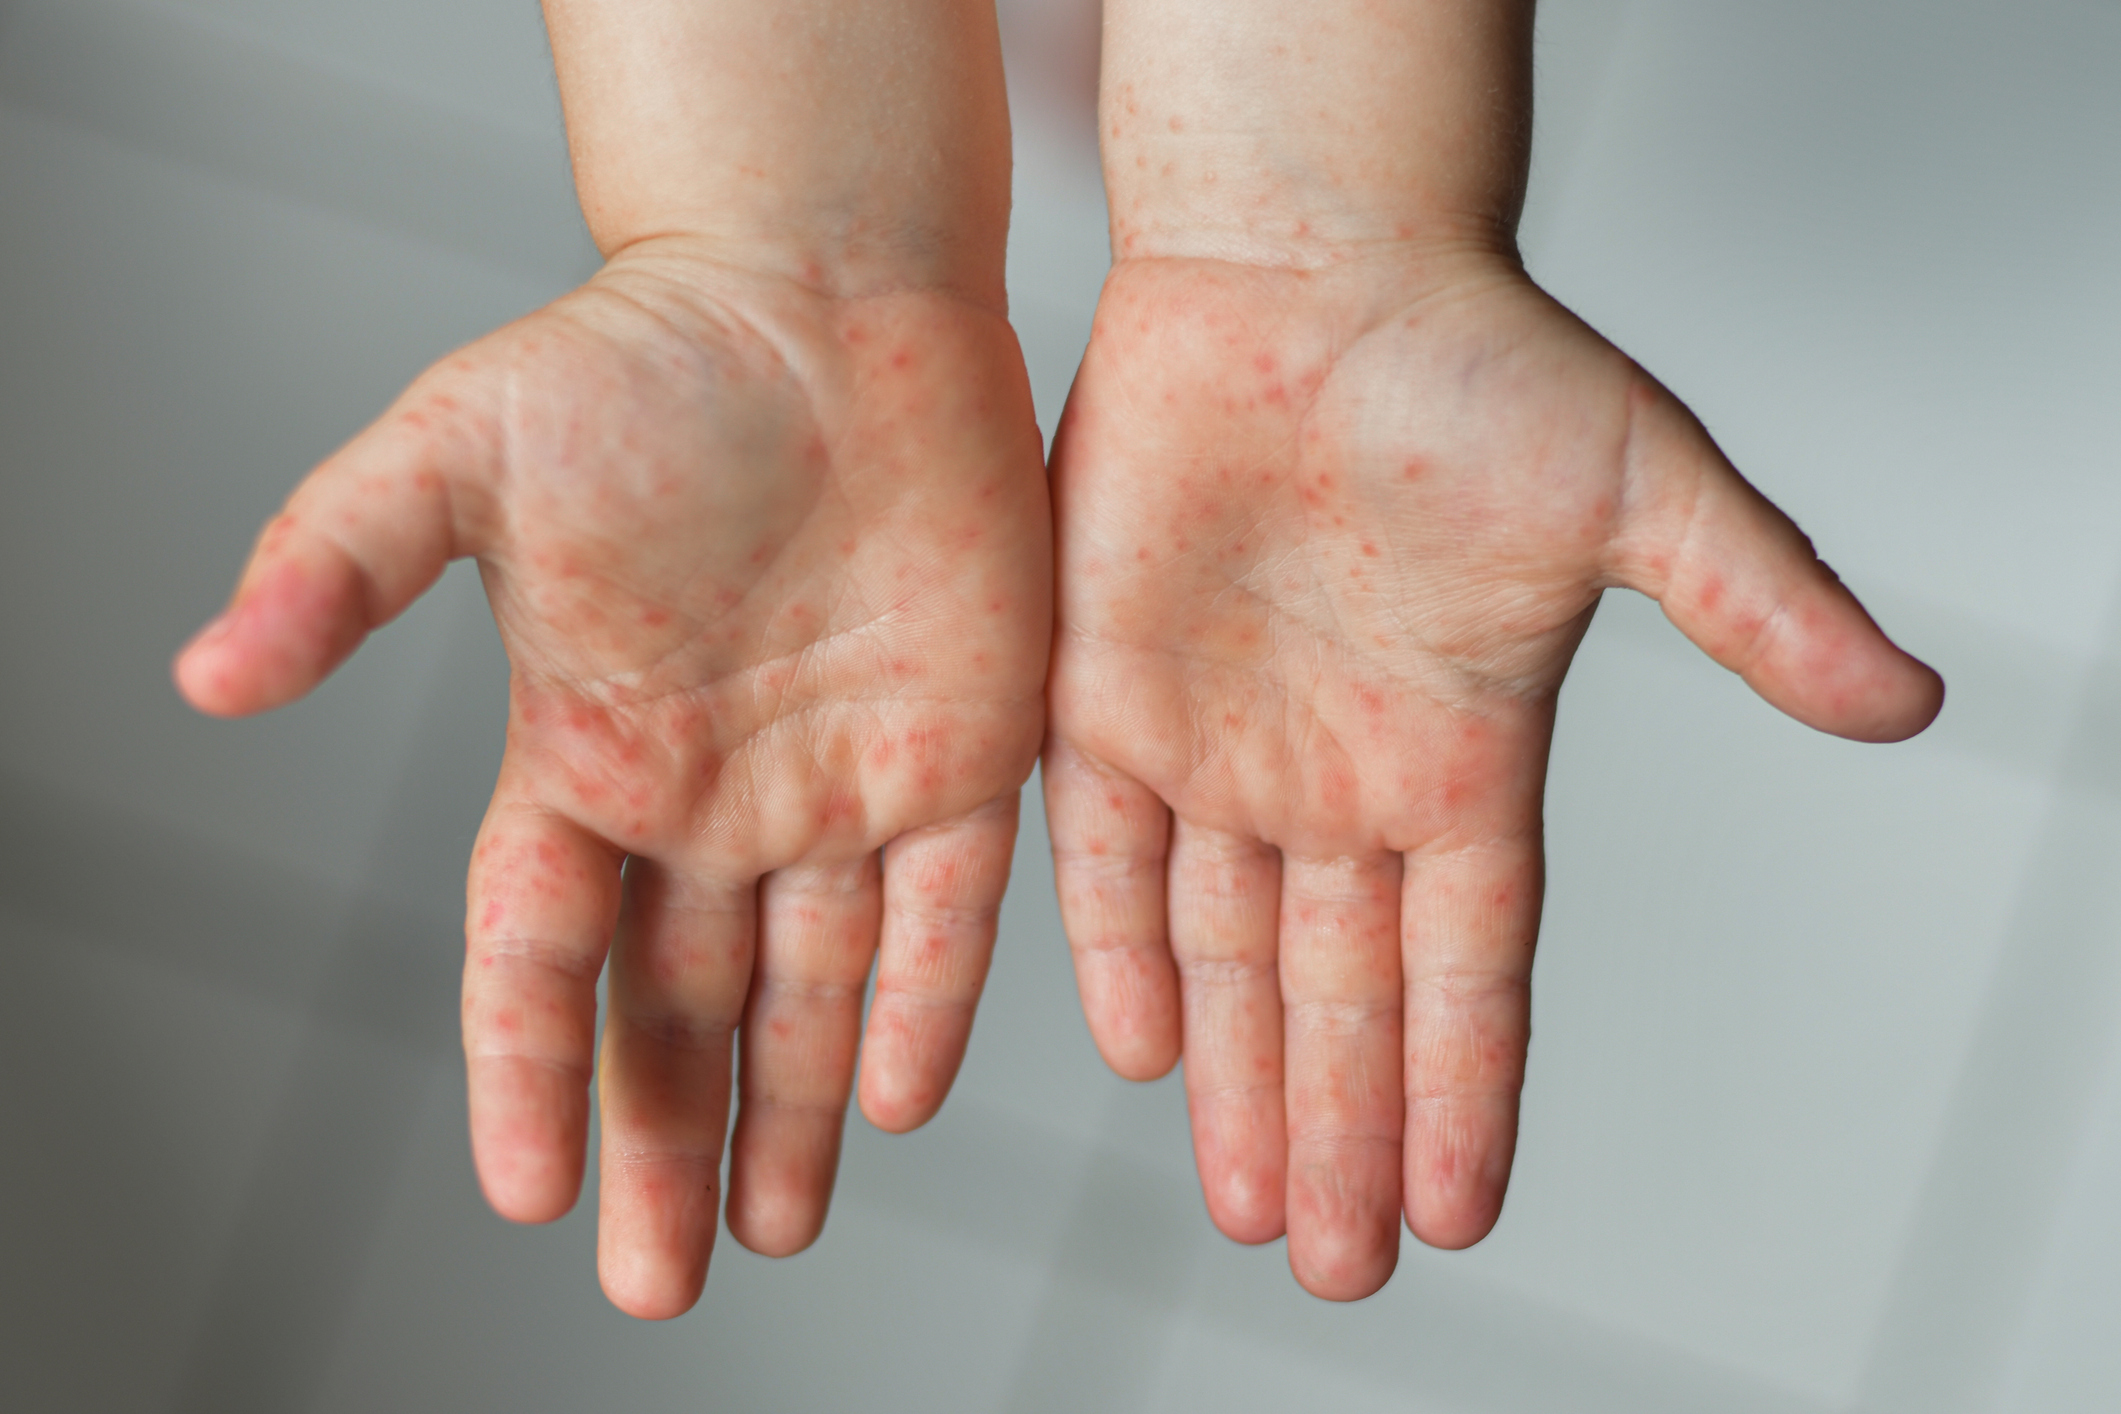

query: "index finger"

left=1399, top=828, right=1542, bottom=1250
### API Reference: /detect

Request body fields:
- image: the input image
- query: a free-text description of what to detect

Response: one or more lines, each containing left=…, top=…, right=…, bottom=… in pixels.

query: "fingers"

left=860, top=794, right=1020, bottom=1131
left=1610, top=375, right=1944, bottom=743
left=1167, top=819, right=1287, bottom=1244
left=1278, top=853, right=1404, bottom=1301
left=1044, top=741, right=1180, bottom=1080
left=725, top=855, right=881, bottom=1258
left=597, top=860, right=755, bottom=1321
left=1399, top=832, right=1541, bottom=1251
left=462, top=797, right=624, bottom=1225
left=173, top=371, right=489, bottom=717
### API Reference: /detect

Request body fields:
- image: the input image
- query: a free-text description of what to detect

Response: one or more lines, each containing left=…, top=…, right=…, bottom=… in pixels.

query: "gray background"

left=2, top=0, right=2118, bottom=1409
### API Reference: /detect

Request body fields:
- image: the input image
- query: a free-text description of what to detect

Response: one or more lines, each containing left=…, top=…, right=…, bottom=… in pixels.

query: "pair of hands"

left=176, top=232, right=1940, bottom=1314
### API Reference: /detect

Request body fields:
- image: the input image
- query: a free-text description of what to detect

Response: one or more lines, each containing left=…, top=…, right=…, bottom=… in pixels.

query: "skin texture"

left=177, top=243, right=1048, bottom=1320
left=176, top=0, right=1040, bottom=1321
left=1051, top=0, right=1945, bottom=1302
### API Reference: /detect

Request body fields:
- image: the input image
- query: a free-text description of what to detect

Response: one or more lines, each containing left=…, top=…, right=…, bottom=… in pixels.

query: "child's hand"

left=177, top=238, right=1050, bottom=1319
left=1045, top=250, right=1940, bottom=1299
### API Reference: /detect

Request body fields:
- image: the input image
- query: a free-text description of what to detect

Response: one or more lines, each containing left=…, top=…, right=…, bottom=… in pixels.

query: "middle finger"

left=1279, top=851, right=1405, bottom=1301
left=597, top=859, right=755, bottom=1320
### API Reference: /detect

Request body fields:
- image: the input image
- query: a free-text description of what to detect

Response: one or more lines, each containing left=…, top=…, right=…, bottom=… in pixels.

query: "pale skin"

left=175, top=0, right=1943, bottom=1320
left=175, top=0, right=1047, bottom=1320
left=1045, top=0, right=1946, bottom=1300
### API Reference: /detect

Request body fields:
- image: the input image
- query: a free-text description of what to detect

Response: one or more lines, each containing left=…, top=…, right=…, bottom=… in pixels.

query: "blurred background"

left=2, top=0, right=2118, bottom=1409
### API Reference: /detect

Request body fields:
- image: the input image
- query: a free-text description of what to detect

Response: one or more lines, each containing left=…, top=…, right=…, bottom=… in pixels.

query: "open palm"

left=177, top=239, right=1051, bottom=1318
left=1045, top=252, right=1941, bottom=1299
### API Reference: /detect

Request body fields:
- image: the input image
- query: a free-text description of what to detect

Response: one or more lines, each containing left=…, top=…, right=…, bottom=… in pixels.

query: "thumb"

left=1607, top=376, right=1943, bottom=743
left=174, top=367, right=497, bottom=718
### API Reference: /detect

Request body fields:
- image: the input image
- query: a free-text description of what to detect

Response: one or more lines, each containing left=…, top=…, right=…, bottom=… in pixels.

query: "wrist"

left=545, top=0, right=1013, bottom=309
left=1099, top=0, right=1533, bottom=270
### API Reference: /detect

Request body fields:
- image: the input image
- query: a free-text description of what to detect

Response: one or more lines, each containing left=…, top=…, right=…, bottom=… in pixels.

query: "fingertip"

left=1073, top=945, right=1182, bottom=1080
left=596, top=1161, right=716, bottom=1322
left=599, top=1261, right=706, bottom=1323
left=1762, top=609, right=1948, bottom=744
left=1204, top=1171, right=1286, bottom=1246
left=172, top=615, right=246, bottom=718
left=466, top=1069, right=588, bottom=1226
left=173, top=554, right=370, bottom=717
left=477, top=1167, right=580, bottom=1228
left=1289, top=1230, right=1398, bottom=1303
left=855, top=1067, right=945, bottom=1134
left=1402, top=1100, right=1516, bottom=1251
left=726, top=1189, right=828, bottom=1259
left=855, top=991, right=970, bottom=1133
left=1097, top=1013, right=1181, bottom=1083
left=1847, top=650, right=1945, bottom=744
left=1405, top=1192, right=1504, bottom=1252
left=726, top=1105, right=842, bottom=1258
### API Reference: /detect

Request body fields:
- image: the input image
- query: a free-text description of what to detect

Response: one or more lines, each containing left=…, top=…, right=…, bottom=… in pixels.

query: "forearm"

left=1100, top=0, right=1534, bottom=266
left=543, top=0, right=1013, bottom=305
